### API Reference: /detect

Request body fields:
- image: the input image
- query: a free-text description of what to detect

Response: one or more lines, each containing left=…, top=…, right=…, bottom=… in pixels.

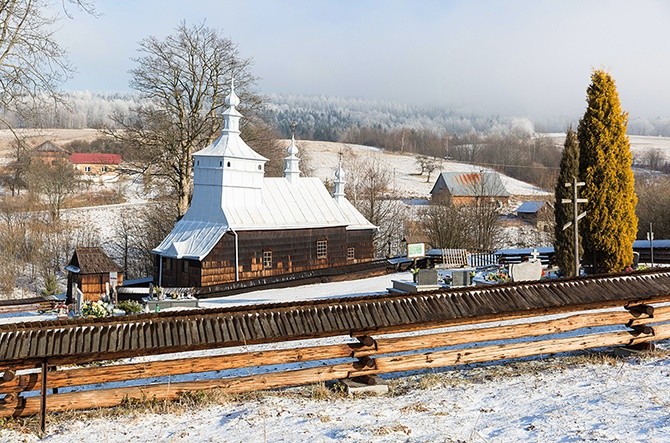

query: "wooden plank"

left=349, top=325, right=670, bottom=378
left=5, top=362, right=355, bottom=417
left=35, top=330, right=47, bottom=358
left=107, top=325, right=118, bottom=353
left=99, top=325, right=109, bottom=354
left=5, top=341, right=359, bottom=395
left=362, top=308, right=643, bottom=357
left=205, top=318, right=217, bottom=343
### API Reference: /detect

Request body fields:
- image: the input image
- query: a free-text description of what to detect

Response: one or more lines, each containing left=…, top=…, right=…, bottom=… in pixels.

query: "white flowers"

left=81, top=300, right=114, bottom=318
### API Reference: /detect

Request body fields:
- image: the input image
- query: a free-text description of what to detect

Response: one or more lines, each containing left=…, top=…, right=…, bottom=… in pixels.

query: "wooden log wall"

left=1, top=302, right=669, bottom=418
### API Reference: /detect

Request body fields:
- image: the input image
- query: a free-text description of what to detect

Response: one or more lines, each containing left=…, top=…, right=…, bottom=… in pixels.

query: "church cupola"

left=283, top=131, right=301, bottom=184
left=189, top=78, right=269, bottom=211
left=222, top=78, right=242, bottom=133
left=333, top=157, right=346, bottom=202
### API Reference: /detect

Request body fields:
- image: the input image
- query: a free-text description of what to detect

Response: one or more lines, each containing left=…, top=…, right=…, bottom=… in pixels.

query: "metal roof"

left=153, top=177, right=375, bottom=259
left=634, top=239, right=670, bottom=249
left=516, top=201, right=546, bottom=214
left=69, top=153, right=122, bottom=165
left=194, top=132, right=268, bottom=162
left=430, top=172, right=510, bottom=197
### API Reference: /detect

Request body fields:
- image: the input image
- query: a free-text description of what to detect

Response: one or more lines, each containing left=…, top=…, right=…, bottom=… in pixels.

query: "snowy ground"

left=6, top=355, right=669, bottom=443
left=297, top=140, right=550, bottom=199
left=544, top=133, right=670, bottom=162
left=2, top=272, right=670, bottom=442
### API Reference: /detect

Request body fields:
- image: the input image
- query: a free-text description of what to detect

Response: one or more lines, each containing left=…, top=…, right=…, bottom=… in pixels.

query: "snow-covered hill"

left=295, top=140, right=551, bottom=199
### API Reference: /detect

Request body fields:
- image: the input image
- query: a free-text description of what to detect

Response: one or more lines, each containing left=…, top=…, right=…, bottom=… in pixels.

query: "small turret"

left=333, top=156, right=345, bottom=202
left=283, top=132, right=301, bottom=184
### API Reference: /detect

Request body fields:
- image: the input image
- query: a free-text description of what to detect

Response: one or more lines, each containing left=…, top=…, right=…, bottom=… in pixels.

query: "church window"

left=227, top=161, right=231, bottom=167
left=219, top=161, right=222, bottom=166
left=263, top=251, right=273, bottom=269
left=347, top=247, right=355, bottom=260
left=258, top=165, right=262, bottom=170
left=316, top=240, right=327, bottom=259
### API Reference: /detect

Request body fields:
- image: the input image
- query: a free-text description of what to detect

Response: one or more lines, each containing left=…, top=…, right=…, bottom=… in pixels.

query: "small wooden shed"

left=66, top=247, right=123, bottom=303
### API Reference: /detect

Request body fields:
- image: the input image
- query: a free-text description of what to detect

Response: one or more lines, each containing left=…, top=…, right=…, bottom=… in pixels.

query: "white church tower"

left=283, top=131, right=301, bottom=184
left=333, top=158, right=346, bottom=202
left=190, top=78, right=268, bottom=213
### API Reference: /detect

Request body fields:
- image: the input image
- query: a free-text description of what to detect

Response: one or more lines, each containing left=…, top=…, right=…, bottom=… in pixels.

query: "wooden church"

left=153, top=81, right=376, bottom=287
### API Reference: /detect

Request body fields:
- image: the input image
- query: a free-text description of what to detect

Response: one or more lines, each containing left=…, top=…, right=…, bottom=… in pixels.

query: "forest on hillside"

left=5, top=91, right=670, bottom=137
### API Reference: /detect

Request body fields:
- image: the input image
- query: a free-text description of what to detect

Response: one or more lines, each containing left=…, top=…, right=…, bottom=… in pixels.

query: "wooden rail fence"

left=1, top=300, right=668, bottom=425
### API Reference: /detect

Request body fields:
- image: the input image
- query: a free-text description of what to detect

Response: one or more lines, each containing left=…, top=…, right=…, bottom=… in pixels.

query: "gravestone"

left=451, top=269, right=473, bottom=287
left=417, top=269, right=438, bottom=286
left=509, top=261, right=543, bottom=282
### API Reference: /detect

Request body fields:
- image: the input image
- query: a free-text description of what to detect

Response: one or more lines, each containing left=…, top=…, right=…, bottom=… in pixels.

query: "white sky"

left=57, top=0, right=670, bottom=120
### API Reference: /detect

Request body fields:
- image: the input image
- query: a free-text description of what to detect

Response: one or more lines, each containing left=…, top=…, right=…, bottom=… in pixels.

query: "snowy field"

left=297, top=139, right=550, bottom=199
left=544, top=133, right=670, bottom=162
left=2, top=272, right=670, bottom=442
left=4, top=356, right=669, bottom=442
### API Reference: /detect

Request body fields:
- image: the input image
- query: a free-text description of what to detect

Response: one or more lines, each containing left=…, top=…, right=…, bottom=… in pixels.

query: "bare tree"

left=641, top=148, right=666, bottom=171
left=0, top=1, right=96, bottom=131
left=107, top=21, right=259, bottom=217
left=636, top=176, right=670, bottom=238
left=345, top=155, right=407, bottom=257
left=421, top=198, right=469, bottom=249
left=0, top=138, right=30, bottom=195
left=26, top=159, right=80, bottom=220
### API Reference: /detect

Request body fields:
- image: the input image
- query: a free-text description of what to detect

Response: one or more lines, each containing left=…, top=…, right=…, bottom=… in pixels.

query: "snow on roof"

left=516, top=201, right=546, bottom=214
left=153, top=221, right=229, bottom=260
left=334, top=196, right=377, bottom=230
left=430, top=172, right=510, bottom=197
left=226, top=177, right=350, bottom=230
left=70, top=153, right=122, bottom=165
left=34, top=140, right=69, bottom=154
left=194, top=132, right=268, bottom=162
left=154, top=177, right=375, bottom=259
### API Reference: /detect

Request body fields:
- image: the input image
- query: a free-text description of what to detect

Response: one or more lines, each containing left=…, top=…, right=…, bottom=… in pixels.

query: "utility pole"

left=562, top=177, right=587, bottom=277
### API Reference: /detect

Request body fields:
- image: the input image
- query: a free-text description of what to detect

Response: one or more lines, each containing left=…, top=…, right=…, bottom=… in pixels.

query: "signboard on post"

left=407, top=243, right=426, bottom=259
left=109, top=271, right=118, bottom=289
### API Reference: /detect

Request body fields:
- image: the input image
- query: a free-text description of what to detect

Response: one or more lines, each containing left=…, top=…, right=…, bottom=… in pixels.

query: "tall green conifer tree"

left=554, top=127, right=581, bottom=276
left=577, top=70, right=637, bottom=273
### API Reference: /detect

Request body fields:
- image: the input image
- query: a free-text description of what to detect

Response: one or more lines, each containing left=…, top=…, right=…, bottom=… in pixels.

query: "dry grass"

left=371, top=423, right=412, bottom=436
left=400, top=401, right=430, bottom=413
left=65, top=190, right=126, bottom=209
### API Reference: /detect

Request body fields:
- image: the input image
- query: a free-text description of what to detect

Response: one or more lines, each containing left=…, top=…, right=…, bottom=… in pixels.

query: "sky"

left=56, top=0, right=670, bottom=120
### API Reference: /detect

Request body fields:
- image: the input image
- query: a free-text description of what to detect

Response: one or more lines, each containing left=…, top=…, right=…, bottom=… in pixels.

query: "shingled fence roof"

left=2, top=269, right=670, bottom=365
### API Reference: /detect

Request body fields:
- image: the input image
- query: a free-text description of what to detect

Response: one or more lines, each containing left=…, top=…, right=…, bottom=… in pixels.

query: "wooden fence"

left=1, top=299, right=668, bottom=426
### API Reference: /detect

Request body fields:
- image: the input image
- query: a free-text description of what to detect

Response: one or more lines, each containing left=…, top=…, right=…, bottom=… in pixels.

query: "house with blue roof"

left=516, top=201, right=552, bottom=230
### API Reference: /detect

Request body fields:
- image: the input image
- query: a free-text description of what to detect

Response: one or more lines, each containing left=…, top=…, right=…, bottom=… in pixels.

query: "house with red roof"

left=69, top=153, right=122, bottom=175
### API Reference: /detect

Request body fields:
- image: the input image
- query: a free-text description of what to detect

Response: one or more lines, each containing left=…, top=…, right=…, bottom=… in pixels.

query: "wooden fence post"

left=40, top=359, right=47, bottom=436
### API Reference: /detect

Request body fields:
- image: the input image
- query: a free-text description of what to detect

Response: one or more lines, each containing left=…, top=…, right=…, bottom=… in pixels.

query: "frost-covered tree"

left=0, top=1, right=95, bottom=131
left=554, top=127, right=581, bottom=276
left=577, top=70, right=637, bottom=273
